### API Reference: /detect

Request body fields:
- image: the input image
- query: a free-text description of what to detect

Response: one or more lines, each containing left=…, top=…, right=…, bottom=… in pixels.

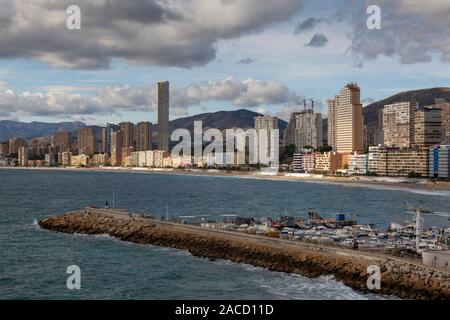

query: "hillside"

left=363, top=87, right=450, bottom=128
left=0, top=109, right=287, bottom=142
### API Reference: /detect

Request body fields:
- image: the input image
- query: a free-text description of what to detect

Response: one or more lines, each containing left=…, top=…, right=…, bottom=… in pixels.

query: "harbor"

left=39, top=205, right=450, bottom=300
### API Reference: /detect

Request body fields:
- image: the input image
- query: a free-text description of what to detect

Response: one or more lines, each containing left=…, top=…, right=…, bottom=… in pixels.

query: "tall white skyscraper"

left=158, top=81, right=169, bottom=151
left=254, top=115, right=279, bottom=166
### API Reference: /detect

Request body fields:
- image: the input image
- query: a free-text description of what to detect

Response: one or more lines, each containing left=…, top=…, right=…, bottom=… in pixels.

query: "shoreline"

left=39, top=209, right=450, bottom=300
left=2, top=166, right=450, bottom=193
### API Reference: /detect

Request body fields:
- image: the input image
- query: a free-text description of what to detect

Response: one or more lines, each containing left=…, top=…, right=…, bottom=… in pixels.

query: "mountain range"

left=1, top=88, right=449, bottom=143
left=0, top=109, right=287, bottom=142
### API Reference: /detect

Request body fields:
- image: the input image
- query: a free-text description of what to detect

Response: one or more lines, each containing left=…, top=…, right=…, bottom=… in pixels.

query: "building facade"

left=52, top=131, right=71, bottom=153
left=119, top=122, right=135, bottom=149
left=158, top=81, right=170, bottom=151
left=294, top=110, right=323, bottom=150
left=77, top=127, right=97, bottom=155
left=254, top=115, right=279, bottom=166
left=377, top=147, right=429, bottom=177
left=328, top=83, right=363, bottom=153
left=414, top=107, right=443, bottom=146
left=383, top=102, right=416, bottom=147
left=110, top=131, right=123, bottom=166
left=429, top=145, right=450, bottom=179
left=136, top=121, right=152, bottom=151
left=348, top=153, right=368, bottom=175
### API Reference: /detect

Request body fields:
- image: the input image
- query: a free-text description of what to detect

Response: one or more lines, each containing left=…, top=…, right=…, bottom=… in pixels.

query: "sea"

left=1, top=168, right=449, bottom=299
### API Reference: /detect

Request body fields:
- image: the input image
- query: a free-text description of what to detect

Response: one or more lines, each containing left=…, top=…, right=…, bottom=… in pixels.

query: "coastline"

left=39, top=209, right=450, bottom=300
left=2, top=165, right=450, bottom=193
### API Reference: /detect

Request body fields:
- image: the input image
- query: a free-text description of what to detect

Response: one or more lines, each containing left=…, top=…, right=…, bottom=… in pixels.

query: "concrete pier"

left=39, top=208, right=450, bottom=300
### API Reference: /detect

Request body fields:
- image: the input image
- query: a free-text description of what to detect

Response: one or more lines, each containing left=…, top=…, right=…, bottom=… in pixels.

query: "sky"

left=0, top=0, right=449, bottom=125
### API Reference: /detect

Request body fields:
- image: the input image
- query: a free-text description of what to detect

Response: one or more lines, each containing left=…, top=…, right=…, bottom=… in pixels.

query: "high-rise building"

left=383, top=102, right=416, bottom=147
left=283, top=112, right=301, bottom=147
left=254, top=115, right=279, bottom=165
left=429, top=145, right=450, bottom=179
left=8, top=137, right=27, bottom=155
left=429, top=101, right=450, bottom=143
left=18, top=146, right=29, bottom=166
left=158, top=81, right=170, bottom=151
left=52, top=131, right=71, bottom=153
left=327, top=98, right=337, bottom=150
left=101, top=128, right=107, bottom=154
left=110, top=131, right=123, bottom=166
left=77, top=127, right=97, bottom=155
left=136, top=122, right=152, bottom=151
left=104, top=123, right=119, bottom=154
left=414, top=107, right=443, bottom=146
left=328, top=83, right=363, bottom=153
left=0, top=142, right=8, bottom=156
left=294, top=110, right=323, bottom=150
left=119, top=122, right=135, bottom=149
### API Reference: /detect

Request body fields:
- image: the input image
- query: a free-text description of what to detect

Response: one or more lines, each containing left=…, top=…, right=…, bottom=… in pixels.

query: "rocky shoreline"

left=39, top=211, right=450, bottom=300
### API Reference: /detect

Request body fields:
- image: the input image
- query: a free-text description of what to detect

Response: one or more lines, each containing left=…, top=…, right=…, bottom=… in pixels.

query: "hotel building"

left=328, top=83, right=363, bottom=153
left=383, top=102, right=416, bottom=147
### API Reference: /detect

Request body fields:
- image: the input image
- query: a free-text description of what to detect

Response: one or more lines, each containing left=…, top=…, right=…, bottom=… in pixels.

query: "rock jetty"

left=39, top=211, right=450, bottom=300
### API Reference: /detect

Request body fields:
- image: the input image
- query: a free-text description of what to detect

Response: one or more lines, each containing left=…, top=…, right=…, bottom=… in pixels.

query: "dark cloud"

left=294, top=17, right=324, bottom=35
left=339, top=0, right=450, bottom=65
left=237, top=58, right=255, bottom=65
left=0, top=0, right=303, bottom=70
left=305, top=33, right=328, bottom=47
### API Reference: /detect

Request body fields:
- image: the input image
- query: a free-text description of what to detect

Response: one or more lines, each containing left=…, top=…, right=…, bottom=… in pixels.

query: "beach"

left=2, top=166, right=450, bottom=192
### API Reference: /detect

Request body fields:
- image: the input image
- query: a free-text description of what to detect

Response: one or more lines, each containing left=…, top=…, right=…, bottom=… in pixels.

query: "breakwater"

left=39, top=210, right=450, bottom=300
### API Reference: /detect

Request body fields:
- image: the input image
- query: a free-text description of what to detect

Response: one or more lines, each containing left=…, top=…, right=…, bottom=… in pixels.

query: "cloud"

left=237, top=58, right=255, bottom=65
left=0, top=0, right=303, bottom=69
left=339, top=0, right=450, bottom=64
left=294, top=17, right=324, bottom=35
left=0, top=77, right=304, bottom=119
left=305, top=33, right=328, bottom=47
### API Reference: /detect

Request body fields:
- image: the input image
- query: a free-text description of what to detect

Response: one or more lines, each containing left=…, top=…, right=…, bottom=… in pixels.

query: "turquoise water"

left=1, top=168, right=449, bottom=299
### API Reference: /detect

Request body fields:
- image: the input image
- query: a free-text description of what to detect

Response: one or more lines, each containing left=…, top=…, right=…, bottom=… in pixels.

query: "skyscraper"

left=383, top=102, right=416, bottom=147
left=52, top=131, right=71, bottom=153
left=158, top=81, right=170, bottom=151
left=414, top=107, right=443, bottom=146
left=101, top=128, right=107, bottom=154
left=254, top=115, right=279, bottom=165
left=136, top=121, right=152, bottom=151
left=294, top=110, right=323, bottom=150
left=105, top=123, right=119, bottom=154
left=283, top=112, right=301, bottom=147
left=328, top=83, right=363, bottom=153
left=327, top=98, right=337, bottom=150
left=111, top=131, right=123, bottom=167
left=119, top=122, right=135, bottom=149
left=430, top=101, right=450, bottom=143
left=77, top=127, right=97, bottom=155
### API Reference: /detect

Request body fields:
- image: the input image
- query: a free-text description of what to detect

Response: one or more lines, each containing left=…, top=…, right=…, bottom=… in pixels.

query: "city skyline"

left=0, top=0, right=449, bottom=126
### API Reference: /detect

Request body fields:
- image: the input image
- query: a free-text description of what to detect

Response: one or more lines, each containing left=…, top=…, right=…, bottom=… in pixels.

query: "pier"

left=39, top=207, right=450, bottom=300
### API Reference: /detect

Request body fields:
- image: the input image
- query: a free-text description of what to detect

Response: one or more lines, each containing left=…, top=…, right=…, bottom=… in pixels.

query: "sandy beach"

left=1, top=166, right=450, bottom=192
